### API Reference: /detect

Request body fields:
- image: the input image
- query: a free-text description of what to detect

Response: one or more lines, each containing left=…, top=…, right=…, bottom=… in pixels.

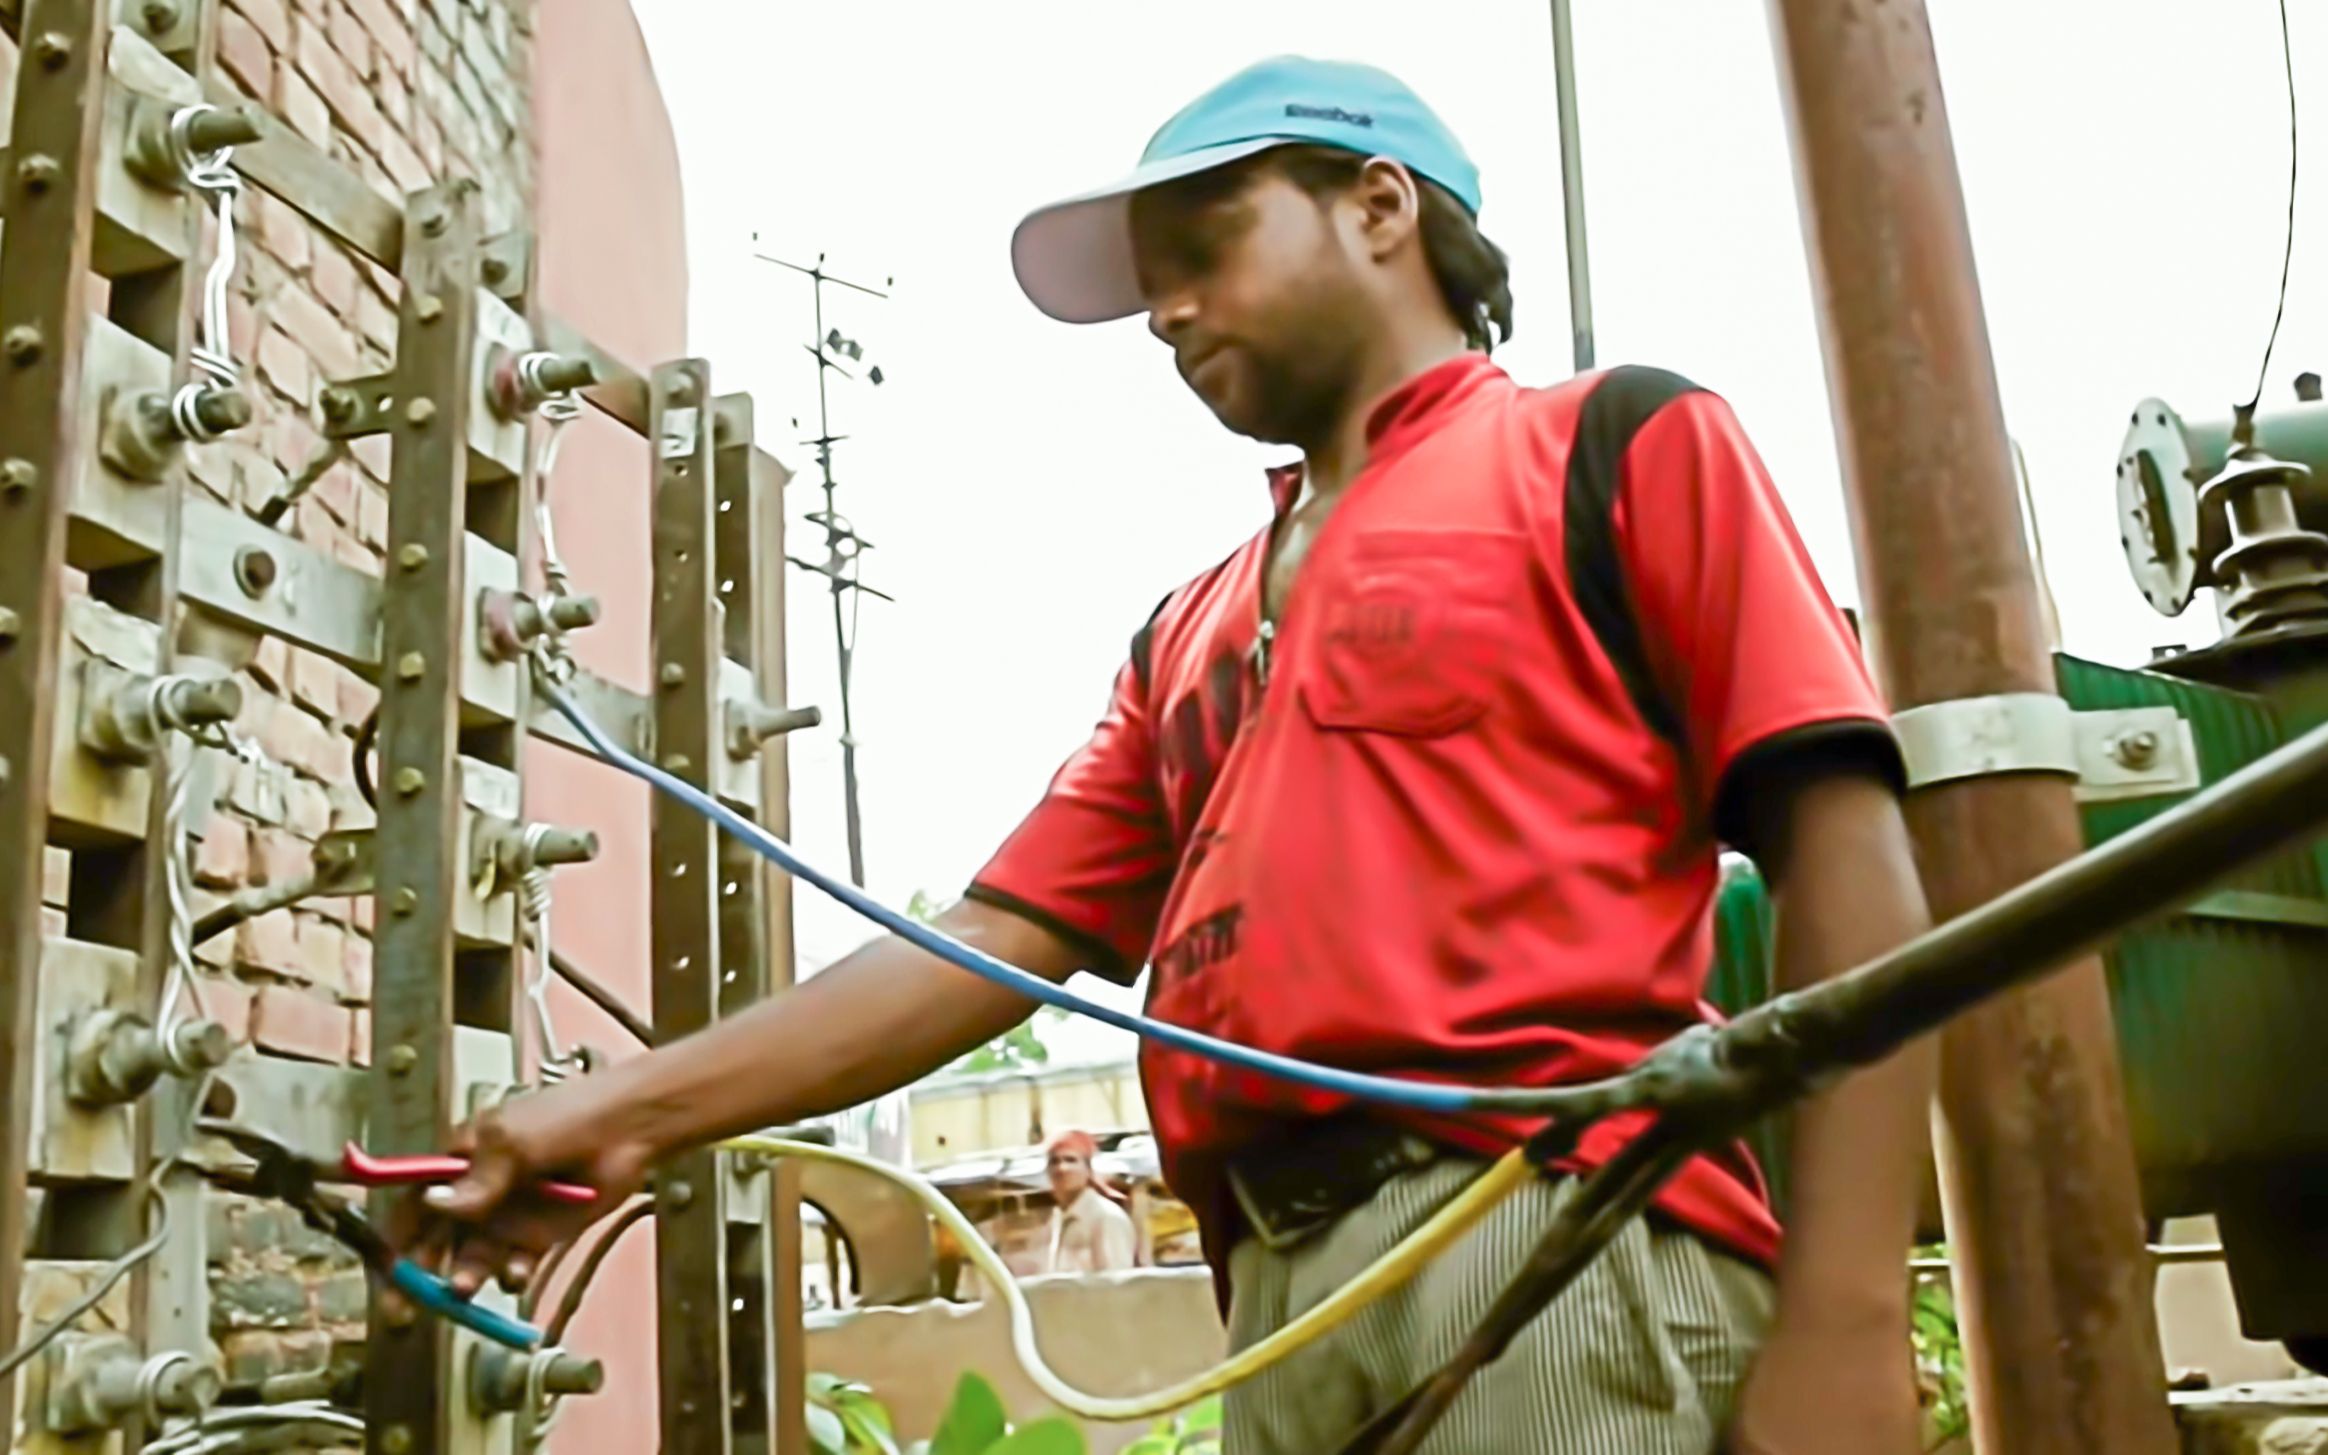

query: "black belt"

left=1226, top=1116, right=1444, bottom=1252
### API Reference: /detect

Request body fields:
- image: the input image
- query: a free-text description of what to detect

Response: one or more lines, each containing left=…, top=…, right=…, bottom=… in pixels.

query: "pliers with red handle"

left=197, top=1120, right=599, bottom=1350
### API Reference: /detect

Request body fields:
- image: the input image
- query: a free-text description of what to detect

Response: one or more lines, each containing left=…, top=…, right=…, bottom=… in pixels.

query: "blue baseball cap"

left=1012, top=55, right=1482, bottom=325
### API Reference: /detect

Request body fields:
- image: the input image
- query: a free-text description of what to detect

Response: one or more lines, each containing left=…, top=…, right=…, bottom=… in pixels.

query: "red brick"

left=251, top=986, right=348, bottom=1064
left=235, top=909, right=303, bottom=977
left=291, top=649, right=339, bottom=720
left=219, top=8, right=274, bottom=103
left=43, top=846, right=69, bottom=907
left=311, top=245, right=359, bottom=319
left=375, top=68, right=410, bottom=133
left=313, top=456, right=358, bottom=525
left=263, top=697, right=337, bottom=779
left=277, top=64, right=331, bottom=147
left=337, top=666, right=379, bottom=728
left=230, top=757, right=288, bottom=826
left=230, top=0, right=292, bottom=51
left=202, top=976, right=256, bottom=1046
left=327, top=3, right=371, bottom=76
left=195, top=819, right=251, bottom=889
left=340, top=933, right=371, bottom=1005
left=287, top=779, right=333, bottom=839
left=297, top=915, right=345, bottom=993
left=412, top=110, right=443, bottom=177
left=333, top=533, right=375, bottom=574
left=309, top=893, right=350, bottom=926
left=256, top=327, right=312, bottom=408
left=355, top=485, right=388, bottom=550
left=351, top=894, right=373, bottom=934
left=226, top=290, right=261, bottom=372
left=377, top=127, right=430, bottom=196
left=269, top=285, right=361, bottom=382
left=296, top=19, right=385, bottom=153
left=353, top=285, right=397, bottom=356
left=252, top=193, right=311, bottom=275
left=347, top=1008, right=371, bottom=1066
left=349, top=432, right=392, bottom=483
left=253, top=636, right=291, bottom=693
left=346, top=0, right=412, bottom=75
left=251, top=827, right=311, bottom=888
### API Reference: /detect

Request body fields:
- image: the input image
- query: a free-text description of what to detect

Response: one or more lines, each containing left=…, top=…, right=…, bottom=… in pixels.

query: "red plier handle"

left=340, top=1144, right=598, bottom=1205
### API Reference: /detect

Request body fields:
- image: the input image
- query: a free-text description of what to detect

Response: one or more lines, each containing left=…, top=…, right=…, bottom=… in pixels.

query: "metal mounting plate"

left=1893, top=693, right=2200, bottom=802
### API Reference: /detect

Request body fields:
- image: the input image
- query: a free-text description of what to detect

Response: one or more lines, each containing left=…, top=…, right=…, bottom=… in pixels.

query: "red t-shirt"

left=967, top=355, right=1900, bottom=1273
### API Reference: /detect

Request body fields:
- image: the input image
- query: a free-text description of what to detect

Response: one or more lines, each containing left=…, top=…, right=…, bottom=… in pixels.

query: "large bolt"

left=397, top=652, right=426, bottom=681
left=0, top=608, right=20, bottom=647
left=392, top=887, right=419, bottom=916
left=183, top=105, right=263, bottom=152
left=534, top=355, right=599, bottom=394
left=191, top=386, right=254, bottom=436
left=418, top=210, right=448, bottom=238
left=481, top=256, right=510, bottom=286
left=2111, top=730, right=2161, bottom=770
left=320, top=386, right=359, bottom=424
left=386, top=1043, right=418, bottom=1075
left=521, top=826, right=599, bottom=870
left=4, top=326, right=45, bottom=364
left=398, top=544, right=430, bottom=572
left=546, top=594, right=602, bottom=631
left=17, top=154, right=60, bottom=194
left=31, top=33, right=72, bottom=69
left=382, top=1424, right=415, bottom=1454
left=141, top=0, right=180, bottom=32
left=1, top=459, right=35, bottom=495
left=413, top=295, right=443, bottom=325
left=161, top=675, right=243, bottom=726
left=405, top=397, right=437, bottom=427
left=165, top=1019, right=234, bottom=1074
left=393, top=766, right=425, bottom=797
left=660, top=662, right=686, bottom=688
left=727, top=701, right=823, bottom=760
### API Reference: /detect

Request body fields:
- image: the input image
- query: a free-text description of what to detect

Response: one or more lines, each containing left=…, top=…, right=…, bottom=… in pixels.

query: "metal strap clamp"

left=1892, top=692, right=2201, bottom=803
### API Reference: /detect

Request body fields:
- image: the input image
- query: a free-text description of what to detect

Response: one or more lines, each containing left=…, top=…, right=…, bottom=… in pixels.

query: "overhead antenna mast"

left=754, top=245, right=894, bottom=890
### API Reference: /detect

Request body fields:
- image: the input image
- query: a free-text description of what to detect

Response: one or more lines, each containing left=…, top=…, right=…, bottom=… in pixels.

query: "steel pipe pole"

left=1764, top=4, right=2176, bottom=1452
left=1549, top=0, right=1594, bottom=373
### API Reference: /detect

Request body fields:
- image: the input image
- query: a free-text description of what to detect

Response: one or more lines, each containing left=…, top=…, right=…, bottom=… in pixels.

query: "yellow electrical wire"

left=717, top=1134, right=1536, bottom=1423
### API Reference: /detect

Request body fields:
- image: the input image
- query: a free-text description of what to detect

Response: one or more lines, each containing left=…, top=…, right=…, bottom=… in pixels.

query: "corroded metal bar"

left=650, top=359, right=734, bottom=1455
left=0, top=1, right=113, bottom=1427
left=365, top=179, right=486, bottom=1455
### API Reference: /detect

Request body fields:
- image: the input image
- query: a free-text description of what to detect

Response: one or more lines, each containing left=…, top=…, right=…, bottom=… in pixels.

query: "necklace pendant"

left=1253, top=618, right=1276, bottom=687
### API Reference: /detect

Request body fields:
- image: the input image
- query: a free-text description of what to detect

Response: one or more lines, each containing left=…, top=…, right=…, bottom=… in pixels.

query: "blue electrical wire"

left=540, top=678, right=1527, bottom=1116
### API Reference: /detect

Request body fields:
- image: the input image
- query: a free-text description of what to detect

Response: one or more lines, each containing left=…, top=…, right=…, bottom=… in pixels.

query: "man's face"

left=1129, top=164, right=1372, bottom=446
left=1046, top=1146, right=1092, bottom=1203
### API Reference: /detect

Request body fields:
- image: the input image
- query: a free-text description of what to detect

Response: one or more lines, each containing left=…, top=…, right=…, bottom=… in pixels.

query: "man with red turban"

left=1043, top=1129, right=1138, bottom=1276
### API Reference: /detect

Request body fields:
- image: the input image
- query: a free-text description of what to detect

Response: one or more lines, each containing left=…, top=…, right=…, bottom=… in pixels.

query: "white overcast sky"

left=631, top=1, right=2325, bottom=1066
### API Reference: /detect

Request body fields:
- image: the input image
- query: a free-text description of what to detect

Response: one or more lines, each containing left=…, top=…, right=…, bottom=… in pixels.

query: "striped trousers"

left=1222, top=1157, right=1774, bottom=1454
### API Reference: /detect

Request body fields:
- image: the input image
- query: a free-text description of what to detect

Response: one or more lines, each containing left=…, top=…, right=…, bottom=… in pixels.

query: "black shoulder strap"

left=1562, top=364, right=1705, bottom=751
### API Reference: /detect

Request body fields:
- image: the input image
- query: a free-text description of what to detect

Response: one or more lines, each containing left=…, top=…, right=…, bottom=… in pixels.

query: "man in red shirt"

left=413, top=56, right=1935, bottom=1453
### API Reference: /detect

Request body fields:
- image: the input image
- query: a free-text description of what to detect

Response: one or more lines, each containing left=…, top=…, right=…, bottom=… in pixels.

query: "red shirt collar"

left=1264, top=351, right=1510, bottom=513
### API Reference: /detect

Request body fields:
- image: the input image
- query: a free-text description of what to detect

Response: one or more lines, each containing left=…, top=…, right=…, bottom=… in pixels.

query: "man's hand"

left=392, top=896, right=1090, bottom=1298
left=1723, top=757, right=1936, bottom=1454
left=393, top=1077, right=656, bottom=1300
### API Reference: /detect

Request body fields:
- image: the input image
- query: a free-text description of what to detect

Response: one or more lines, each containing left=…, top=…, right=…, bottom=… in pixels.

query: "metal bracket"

left=1892, top=693, right=2201, bottom=802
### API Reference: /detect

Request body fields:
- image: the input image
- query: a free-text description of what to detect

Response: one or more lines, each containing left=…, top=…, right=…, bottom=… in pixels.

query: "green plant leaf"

left=929, top=1373, right=1009, bottom=1455
left=984, top=1418, right=1089, bottom=1455
left=806, top=1402, right=849, bottom=1455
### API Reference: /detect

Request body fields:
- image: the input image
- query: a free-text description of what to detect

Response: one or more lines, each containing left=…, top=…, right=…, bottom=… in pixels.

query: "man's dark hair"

left=1139, top=145, right=1514, bottom=352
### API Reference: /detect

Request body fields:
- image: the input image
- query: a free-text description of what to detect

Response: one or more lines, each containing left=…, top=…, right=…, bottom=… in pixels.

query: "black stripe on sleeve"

left=961, top=883, right=1139, bottom=986
left=1711, top=718, right=1909, bottom=860
left=1562, top=364, right=1706, bottom=750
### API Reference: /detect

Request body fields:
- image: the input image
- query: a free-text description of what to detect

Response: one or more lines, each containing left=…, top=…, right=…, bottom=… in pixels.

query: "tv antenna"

left=755, top=243, right=892, bottom=890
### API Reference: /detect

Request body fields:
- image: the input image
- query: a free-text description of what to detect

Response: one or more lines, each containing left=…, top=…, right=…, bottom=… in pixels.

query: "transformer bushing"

left=2199, top=446, right=2328, bottom=635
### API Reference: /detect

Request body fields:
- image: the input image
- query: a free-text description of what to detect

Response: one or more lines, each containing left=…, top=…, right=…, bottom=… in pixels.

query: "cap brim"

left=1011, top=138, right=1284, bottom=325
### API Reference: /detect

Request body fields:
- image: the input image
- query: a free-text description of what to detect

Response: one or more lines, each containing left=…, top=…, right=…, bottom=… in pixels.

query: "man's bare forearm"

left=568, top=900, right=1088, bottom=1162
left=1763, top=769, right=1936, bottom=1322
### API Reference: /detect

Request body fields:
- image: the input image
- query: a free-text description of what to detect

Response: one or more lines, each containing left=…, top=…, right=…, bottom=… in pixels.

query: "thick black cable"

left=2246, top=0, right=2298, bottom=413
left=351, top=706, right=379, bottom=811
left=544, top=1199, right=654, bottom=1345
left=542, top=943, right=654, bottom=1048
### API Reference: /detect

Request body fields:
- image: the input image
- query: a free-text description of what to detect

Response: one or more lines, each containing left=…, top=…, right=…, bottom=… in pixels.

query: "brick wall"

left=186, top=0, right=537, bottom=1387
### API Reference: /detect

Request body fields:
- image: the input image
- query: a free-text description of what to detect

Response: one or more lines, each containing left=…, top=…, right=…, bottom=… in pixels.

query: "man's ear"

left=1349, top=156, right=1423, bottom=260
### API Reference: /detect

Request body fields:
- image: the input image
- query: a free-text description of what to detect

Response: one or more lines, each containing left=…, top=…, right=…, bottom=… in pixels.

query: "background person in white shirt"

left=1043, top=1129, right=1138, bottom=1275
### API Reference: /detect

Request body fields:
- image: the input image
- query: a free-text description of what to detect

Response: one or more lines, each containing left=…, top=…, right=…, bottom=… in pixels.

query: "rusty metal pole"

left=1764, top=5, right=2176, bottom=1452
